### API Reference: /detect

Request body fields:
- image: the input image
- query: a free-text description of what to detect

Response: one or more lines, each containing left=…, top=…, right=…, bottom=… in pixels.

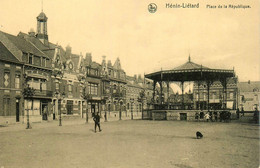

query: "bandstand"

left=144, top=56, right=235, bottom=120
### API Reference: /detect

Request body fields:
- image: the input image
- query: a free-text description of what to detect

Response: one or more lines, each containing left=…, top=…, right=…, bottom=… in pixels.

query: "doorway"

left=67, top=100, right=73, bottom=115
left=16, top=99, right=20, bottom=122
left=91, top=104, right=96, bottom=116
left=180, top=113, right=187, bottom=120
left=42, top=103, right=48, bottom=120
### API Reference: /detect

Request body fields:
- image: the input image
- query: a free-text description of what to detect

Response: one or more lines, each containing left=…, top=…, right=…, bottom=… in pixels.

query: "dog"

left=196, top=131, right=203, bottom=139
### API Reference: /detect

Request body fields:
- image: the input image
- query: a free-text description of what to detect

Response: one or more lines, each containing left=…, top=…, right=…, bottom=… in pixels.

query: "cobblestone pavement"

left=0, top=119, right=259, bottom=168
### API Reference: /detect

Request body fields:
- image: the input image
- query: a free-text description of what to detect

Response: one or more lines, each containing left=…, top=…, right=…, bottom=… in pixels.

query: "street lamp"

left=119, top=99, right=123, bottom=120
left=55, top=91, right=65, bottom=126
left=130, top=98, right=134, bottom=120
left=59, top=92, right=66, bottom=126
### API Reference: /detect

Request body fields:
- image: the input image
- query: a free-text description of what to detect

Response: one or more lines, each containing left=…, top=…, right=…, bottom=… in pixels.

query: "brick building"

left=193, top=77, right=238, bottom=110
left=0, top=36, right=24, bottom=124
left=0, top=28, right=53, bottom=123
left=238, top=81, right=260, bottom=111
left=101, top=57, right=127, bottom=114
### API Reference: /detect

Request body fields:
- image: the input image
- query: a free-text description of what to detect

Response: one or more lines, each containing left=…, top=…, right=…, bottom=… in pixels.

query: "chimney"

left=65, top=45, right=72, bottom=58
left=28, top=28, right=35, bottom=37
left=107, top=60, right=112, bottom=67
left=248, top=80, right=250, bottom=84
left=134, top=74, right=137, bottom=80
left=85, top=53, right=92, bottom=63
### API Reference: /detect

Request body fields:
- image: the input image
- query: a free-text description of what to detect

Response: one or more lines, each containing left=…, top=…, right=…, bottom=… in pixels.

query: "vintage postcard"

left=0, top=0, right=259, bottom=167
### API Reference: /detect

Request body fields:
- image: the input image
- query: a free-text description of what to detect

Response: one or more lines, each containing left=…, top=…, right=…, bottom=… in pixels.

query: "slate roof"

left=238, top=81, right=260, bottom=92
left=18, top=32, right=58, bottom=59
left=0, top=41, right=20, bottom=63
left=18, top=32, right=48, bottom=50
left=173, top=60, right=209, bottom=70
left=37, top=12, right=48, bottom=20
left=1, top=31, right=47, bottom=58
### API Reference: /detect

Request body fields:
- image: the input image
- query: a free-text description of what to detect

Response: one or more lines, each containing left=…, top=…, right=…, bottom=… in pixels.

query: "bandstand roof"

left=145, top=57, right=235, bottom=82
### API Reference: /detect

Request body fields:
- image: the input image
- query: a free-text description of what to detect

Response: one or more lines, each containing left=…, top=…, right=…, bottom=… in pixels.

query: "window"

left=230, top=92, right=233, bottom=99
left=34, top=56, right=41, bottom=66
left=212, top=93, right=216, bottom=100
left=29, top=54, right=33, bottom=64
left=254, top=95, right=258, bottom=101
left=40, top=82, right=43, bottom=92
left=27, top=78, right=32, bottom=87
left=4, top=71, right=10, bottom=88
left=39, top=80, right=46, bottom=91
left=42, top=58, right=46, bottom=67
left=68, top=85, right=72, bottom=93
left=88, top=83, right=98, bottom=95
left=15, top=75, right=20, bottom=89
left=3, top=98, right=10, bottom=116
left=55, top=82, right=59, bottom=90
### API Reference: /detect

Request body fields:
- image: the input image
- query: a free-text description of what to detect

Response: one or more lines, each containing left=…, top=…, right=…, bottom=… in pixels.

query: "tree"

left=82, top=86, right=91, bottom=123
left=138, top=89, right=146, bottom=120
left=22, top=82, right=35, bottom=129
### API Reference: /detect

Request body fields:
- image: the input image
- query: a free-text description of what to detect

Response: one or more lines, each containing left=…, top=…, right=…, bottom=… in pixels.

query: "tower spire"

left=188, top=54, right=191, bottom=62
left=41, top=0, right=43, bottom=12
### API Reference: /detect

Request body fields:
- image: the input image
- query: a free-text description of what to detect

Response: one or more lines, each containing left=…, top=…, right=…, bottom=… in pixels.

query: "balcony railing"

left=34, top=89, right=53, bottom=97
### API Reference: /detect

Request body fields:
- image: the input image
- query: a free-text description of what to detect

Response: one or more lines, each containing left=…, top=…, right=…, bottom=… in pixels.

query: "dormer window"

left=68, top=62, right=73, bottom=70
left=56, top=55, right=60, bottom=63
left=42, top=58, right=46, bottom=67
left=29, top=54, right=33, bottom=64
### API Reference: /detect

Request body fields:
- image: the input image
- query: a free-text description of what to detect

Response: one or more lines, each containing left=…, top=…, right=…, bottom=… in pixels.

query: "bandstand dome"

left=145, top=56, right=235, bottom=82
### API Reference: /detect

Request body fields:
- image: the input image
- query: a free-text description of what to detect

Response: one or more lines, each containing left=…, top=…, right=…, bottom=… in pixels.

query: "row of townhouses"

left=0, top=11, right=153, bottom=124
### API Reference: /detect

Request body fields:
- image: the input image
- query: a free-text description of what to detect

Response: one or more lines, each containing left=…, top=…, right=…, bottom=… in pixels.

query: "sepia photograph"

left=0, top=0, right=259, bottom=167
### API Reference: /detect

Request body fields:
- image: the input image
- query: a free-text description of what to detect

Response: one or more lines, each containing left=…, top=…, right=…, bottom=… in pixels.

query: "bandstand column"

left=152, top=80, right=156, bottom=103
left=167, top=81, right=170, bottom=109
left=206, top=80, right=213, bottom=112
left=197, top=81, right=201, bottom=110
left=220, top=78, right=227, bottom=109
left=159, top=81, right=163, bottom=105
left=181, top=81, right=184, bottom=109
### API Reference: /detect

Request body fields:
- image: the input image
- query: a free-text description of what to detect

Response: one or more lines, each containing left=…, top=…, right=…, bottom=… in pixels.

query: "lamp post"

left=138, top=89, right=146, bottom=120
left=56, top=91, right=65, bottom=126
left=52, top=66, right=64, bottom=124
left=130, top=98, right=134, bottom=120
left=119, top=99, right=124, bottom=120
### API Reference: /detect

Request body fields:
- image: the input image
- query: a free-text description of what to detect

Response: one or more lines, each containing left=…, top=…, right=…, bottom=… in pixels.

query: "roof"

left=238, top=81, right=260, bottom=92
left=0, top=41, right=20, bottom=63
left=19, top=32, right=48, bottom=50
left=113, top=58, right=122, bottom=70
left=18, top=32, right=57, bottom=59
left=173, top=60, right=209, bottom=70
left=1, top=31, right=47, bottom=58
left=37, top=12, right=48, bottom=21
left=145, top=57, right=234, bottom=81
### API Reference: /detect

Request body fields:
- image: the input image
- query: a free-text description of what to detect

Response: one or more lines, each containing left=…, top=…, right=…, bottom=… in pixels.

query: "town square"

left=0, top=0, right=259, bottom=167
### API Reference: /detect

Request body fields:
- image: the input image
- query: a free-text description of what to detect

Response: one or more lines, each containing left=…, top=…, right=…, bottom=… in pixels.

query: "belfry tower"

left=36, top=11, right=48, bottom=45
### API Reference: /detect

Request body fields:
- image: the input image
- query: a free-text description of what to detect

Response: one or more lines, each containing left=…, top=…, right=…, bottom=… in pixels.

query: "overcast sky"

left=0, top=0, right=259, bottom=82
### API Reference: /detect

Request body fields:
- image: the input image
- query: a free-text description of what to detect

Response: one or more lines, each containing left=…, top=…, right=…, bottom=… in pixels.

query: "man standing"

left=93, top=112, right=102, bottom=133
